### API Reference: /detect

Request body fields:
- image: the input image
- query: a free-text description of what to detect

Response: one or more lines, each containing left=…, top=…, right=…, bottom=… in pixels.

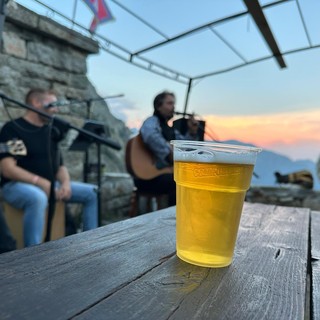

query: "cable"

left=44, top=118, right=57, bottom=242
left=204, top=125, right=220, bottom=142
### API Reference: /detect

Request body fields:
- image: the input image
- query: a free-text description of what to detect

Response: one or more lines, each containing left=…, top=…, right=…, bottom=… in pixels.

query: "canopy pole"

left=183, top=79, right=192, bottom=114
left=72, top=0, right=78, bottom=29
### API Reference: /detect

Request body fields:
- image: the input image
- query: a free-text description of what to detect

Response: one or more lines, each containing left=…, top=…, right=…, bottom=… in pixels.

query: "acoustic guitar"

left=125, top=134, right=173, bottom=180
left=0, top=140, right=27, bottom=156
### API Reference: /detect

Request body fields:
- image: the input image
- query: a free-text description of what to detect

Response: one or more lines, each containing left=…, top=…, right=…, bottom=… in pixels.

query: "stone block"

left=22, top=62, right=70, bottom=84
left=2, top=31, right=27, bottom=58
left=0, top=65, right=20, bottom=85
left=68, top=74, right=89, bottom=89
left=6, top=2, right=99, bottom=54
left=303, top=193, right=320, bottom=211
left=247, top=186, right=320, bottom=210
left=38, top=18, right=99, bottom=54
left=99, top=173, right=134, bottom=221
left=27, top=41, right=55, bottom=66
left=17, top=78, right=50, bottom=90
left=6, top=2, right=38, bottom=29
left=27, top=41, right=85, bottom=73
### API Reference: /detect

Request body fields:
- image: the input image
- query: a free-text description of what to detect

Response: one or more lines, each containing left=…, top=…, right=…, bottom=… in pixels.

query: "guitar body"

left=126, top=134, right=173, bottom=180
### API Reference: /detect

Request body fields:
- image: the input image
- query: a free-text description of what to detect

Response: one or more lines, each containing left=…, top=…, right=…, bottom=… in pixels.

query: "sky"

left=13, top=0, right=320, bottom=162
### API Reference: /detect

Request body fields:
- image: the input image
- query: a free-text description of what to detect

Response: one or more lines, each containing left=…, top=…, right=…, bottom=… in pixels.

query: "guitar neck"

left=0, top=144, right=8, bottom=153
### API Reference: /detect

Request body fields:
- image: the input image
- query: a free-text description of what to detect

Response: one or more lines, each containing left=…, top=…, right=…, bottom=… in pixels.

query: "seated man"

left=133, top=91, right=199, bottom=207
left=0, top=88, right=98, bottom=247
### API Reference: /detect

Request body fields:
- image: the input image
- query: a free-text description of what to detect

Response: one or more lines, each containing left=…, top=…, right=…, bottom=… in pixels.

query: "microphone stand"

left=84, top=96, right=122, bottom=179
left=84, top=100, right=91, bottom=184
left=61, top=94, right=123, bottom=225
left=0, top=93, right=121, bottom=240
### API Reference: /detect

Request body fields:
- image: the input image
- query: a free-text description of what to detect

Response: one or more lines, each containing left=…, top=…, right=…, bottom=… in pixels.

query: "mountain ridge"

left=221, top=139, right=319, bottom=190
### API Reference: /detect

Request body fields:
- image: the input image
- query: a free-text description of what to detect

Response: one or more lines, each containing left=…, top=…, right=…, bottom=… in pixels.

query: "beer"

left=172, top=141, right=261, bottom=267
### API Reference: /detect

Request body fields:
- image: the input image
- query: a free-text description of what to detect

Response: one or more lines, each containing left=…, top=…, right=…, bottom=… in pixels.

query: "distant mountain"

left=222, top=140, right=319, bottom=191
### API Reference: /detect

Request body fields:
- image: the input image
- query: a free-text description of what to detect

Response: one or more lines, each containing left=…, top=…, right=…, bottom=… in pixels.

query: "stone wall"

left=0, top=2, right=134, bottom=221
left=246, top=186, right=320, bottom=211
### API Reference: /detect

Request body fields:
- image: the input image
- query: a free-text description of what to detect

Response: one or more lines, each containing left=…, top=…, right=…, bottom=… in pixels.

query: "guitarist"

left=135, top=91, right=199, bottom=206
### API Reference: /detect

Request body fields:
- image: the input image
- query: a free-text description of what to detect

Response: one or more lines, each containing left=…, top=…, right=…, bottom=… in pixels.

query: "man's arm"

left=140, top=117, right=172, bottom=167
left=187, top=115, right=199, bottom=137
left=0, top=157, right=51, bottom=196
left=55, top=165, right=71, bottom=200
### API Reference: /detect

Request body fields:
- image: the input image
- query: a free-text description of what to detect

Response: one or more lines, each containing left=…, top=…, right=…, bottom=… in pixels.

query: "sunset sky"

left=203, top=110, right=320, bottom=161
left=15, top=0, right=320, bottom=162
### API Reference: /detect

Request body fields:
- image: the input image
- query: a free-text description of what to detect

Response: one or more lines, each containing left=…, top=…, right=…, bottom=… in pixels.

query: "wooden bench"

left=3, top=201, right=65, bottom=248
left=0, top=202, right=318, bottom=319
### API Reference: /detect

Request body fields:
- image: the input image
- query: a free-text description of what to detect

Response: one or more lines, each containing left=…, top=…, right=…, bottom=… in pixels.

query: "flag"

left=89, top=17, right=100, bottom=32
left=82, top=0, right=113, bottom=32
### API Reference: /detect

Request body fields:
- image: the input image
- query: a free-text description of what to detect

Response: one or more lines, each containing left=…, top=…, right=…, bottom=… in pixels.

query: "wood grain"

left=73, top=203, right=310, bottom=320
left=0, top=203, right=311, bottom=320
left=0, top=208, right=176, bottom=320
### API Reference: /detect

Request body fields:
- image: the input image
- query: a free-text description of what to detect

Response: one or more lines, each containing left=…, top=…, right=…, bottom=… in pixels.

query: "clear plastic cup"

left=171, top=140, right=262, bottom=267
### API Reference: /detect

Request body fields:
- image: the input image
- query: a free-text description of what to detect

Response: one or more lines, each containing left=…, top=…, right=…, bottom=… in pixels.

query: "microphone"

left=174, top=111, right=195, bottom=117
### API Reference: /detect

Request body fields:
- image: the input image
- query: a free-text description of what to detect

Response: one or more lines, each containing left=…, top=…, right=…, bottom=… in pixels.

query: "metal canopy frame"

left=243, top=0, right=286, bottom=69
left=13, top=0, right=319, bottom=112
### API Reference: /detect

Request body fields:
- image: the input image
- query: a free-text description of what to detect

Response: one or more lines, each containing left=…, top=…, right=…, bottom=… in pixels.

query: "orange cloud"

left=203, top=109, right=320, bottom=147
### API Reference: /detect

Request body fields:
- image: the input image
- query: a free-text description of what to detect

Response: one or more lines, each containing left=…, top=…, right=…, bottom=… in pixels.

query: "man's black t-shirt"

left=0, top=117, right=63, bottom=187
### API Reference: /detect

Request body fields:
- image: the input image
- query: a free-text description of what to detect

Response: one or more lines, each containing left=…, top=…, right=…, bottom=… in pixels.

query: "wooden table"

left=0, top=202, right=319, bottom=320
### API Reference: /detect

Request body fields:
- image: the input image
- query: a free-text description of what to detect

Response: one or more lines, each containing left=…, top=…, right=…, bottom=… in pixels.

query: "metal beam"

left=243, top=0, right=286, bottom=68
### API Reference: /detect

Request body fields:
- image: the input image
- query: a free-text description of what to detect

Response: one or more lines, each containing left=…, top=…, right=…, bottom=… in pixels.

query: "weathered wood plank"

left=311, top=211, right=320, bottom=320
left=0, top=208, right=176, bottom=320
left=72, top=203, right=310, bottom=320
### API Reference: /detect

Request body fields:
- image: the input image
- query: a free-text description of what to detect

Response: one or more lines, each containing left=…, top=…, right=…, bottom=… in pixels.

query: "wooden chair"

left=3, top=201, right=65, bottom=249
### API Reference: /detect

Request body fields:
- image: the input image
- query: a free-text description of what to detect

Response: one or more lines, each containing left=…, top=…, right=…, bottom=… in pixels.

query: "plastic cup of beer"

left=171, top=140, right=261, bottom=268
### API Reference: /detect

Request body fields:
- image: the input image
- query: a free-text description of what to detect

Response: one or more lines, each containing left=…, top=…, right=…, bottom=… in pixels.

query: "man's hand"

left=55, top=182, right=72, bottom=201
left=187, top=115, right=199, bottom=136
left=55, top=165, right=71, bottom=200
left=36, top=177, right=51, bottom=197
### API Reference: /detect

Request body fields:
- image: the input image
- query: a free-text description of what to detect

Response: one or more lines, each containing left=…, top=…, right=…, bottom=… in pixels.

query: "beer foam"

left=173, top=144, right=261, bottom=165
